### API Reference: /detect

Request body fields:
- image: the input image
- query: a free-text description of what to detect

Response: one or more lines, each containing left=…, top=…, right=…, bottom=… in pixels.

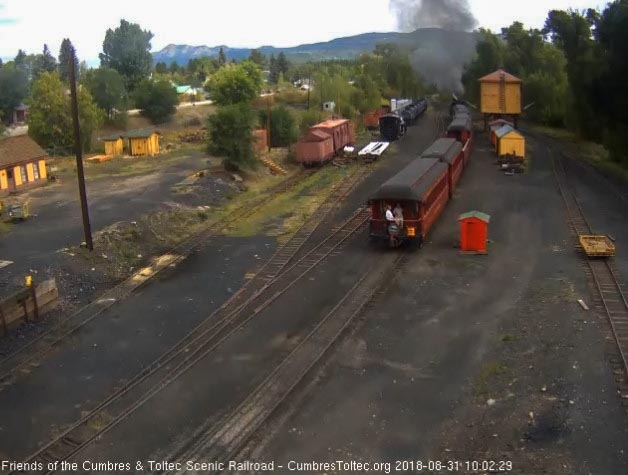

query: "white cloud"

left=0, top=0, right=604, bottom=62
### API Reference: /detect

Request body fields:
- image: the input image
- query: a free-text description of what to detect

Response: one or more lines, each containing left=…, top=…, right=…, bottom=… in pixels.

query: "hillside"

left=152, top=28, right=479, bottom=91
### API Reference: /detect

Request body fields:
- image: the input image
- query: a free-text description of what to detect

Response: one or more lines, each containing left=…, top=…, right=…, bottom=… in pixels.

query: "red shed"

left=296, top=130, right=334, bottom=165
left=459, top=211, right=490, bottom=254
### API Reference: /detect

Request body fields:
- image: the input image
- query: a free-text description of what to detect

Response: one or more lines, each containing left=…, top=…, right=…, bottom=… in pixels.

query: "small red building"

left=459, top=211, right=490, bottom=254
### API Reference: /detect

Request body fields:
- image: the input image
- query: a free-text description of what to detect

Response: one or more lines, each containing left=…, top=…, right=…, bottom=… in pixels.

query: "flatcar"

left=379, top=113, right=407, bottom=142
left=368, top=158, right=450, bottom=248
left=420, top=138, right=464, bottom=197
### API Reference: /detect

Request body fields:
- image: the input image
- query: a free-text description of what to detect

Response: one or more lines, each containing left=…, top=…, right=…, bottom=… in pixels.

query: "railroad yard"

left=0, top=105, right=626, bottom=475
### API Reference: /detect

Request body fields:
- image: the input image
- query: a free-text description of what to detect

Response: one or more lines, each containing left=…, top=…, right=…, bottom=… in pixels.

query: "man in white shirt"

left=385, top=205, right=395, bottom=223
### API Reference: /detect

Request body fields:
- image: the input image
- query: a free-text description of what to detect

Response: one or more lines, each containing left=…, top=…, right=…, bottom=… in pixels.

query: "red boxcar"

left=310, top=119, right=355, bottom=154
left=296, top=130, right=334, bottom=165
left=421, top=138, right=464, bottom=197
left=368, top=158, right=450, bottom=247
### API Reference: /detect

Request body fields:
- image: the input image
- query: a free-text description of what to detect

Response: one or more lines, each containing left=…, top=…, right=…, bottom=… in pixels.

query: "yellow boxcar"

left=480, top=70, right=522, bottom=115
left=497, top=129, right=525, bottom=157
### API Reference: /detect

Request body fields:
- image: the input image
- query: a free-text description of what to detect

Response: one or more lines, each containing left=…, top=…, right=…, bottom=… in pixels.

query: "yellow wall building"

left=0, top=135, right=48, bottom=196
left=102, top=135, right=124, bottom=157
left=127, top=130, right=160, bottom=157
left=497, top=129, right=525, bottom=158
left=479, top=70, right=522, bottom=116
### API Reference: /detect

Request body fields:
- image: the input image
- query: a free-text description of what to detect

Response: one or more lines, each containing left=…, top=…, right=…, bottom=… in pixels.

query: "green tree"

left=28, top=71, right=103, bottom=152
left=269, top=54, right=278, bottom=83
left=14, top=50, right=26, bottom=68
left=99, top=19, right=154, bottom=91
left=207, top=103, right=256, bottom=170
left=593, top=0, right=628, bottom=164
left=0, top=63, right=28, bottom=124
left=58, top=38, right=78, bottom=83
left=208, top=61, right=263, bottom=105
left=259, top=105, right=298, bottom=148
left=169, top=61, right=179, bottom=74
left=32, top=44, right=58, bottom=81
left=544, top=9, right=601, bottom=137
left=83, top=67, right=128, bottom=120
left=249, top=49, right=265, bottom=66
left=154, top=61, right=168, bottom=75
left=218, top=47, right=227, bottom=67
left=276, top=52, right=289, bottom=76
left=133, top=78, right=178, bottom=123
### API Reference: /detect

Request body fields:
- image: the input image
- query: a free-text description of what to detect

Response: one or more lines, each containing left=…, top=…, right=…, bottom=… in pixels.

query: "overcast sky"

left=0, top=0, right=606, bottom=63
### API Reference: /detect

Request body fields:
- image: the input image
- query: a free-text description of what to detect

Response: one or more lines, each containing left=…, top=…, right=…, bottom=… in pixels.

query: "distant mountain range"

left=155, top=28, right=474, bottom=65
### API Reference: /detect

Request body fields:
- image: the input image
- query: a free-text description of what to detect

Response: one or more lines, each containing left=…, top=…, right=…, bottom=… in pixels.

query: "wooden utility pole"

left=266, top=96, right=271, bottom=152
left=69, top=46, right=93, bottom=251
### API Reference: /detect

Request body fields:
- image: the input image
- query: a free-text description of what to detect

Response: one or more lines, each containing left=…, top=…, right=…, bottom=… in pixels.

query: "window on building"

left=20, top=166, right=27, bottom=183
left=32, top=163, right=40, bottom=180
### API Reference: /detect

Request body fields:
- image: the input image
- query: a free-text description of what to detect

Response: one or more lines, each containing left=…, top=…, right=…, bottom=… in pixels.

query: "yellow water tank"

left=479, top=69, right=522, bottom=115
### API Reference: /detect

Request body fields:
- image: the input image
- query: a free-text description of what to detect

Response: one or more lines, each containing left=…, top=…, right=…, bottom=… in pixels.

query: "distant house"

left=0, top=135, right=48, bottom=196
left=175, top=85, right=202, bottom=96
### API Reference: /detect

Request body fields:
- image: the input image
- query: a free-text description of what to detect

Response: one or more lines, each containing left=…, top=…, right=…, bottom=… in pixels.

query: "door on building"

left=6, top=169, right=17, bottom=193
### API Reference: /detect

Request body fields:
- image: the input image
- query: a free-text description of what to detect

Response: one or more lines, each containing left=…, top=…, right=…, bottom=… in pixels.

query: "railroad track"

left=13, top=201, right=371, bottom=474
left=0, top=170, right=315, bottom=387
left=164, top=253, right=404, bottom=475
left=552, top=149, right=628, bottom=389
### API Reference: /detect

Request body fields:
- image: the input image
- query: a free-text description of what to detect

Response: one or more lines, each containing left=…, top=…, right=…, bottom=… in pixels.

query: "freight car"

left=296, top=118, right=355, bottom=166
left=368, top=158, right=450, bottom=248
left=420, top=138, right=463, bottom=198
left=379, top=113, right=407, bottom=142
left=295, top=130, right=335, bottom=166
left=310, top=119, right=355, bottom=155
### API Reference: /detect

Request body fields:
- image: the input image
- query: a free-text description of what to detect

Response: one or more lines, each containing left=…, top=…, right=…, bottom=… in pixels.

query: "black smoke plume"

left=388, top=0, right=478, bottom=93
left=389, top=0, right=478, bottom=32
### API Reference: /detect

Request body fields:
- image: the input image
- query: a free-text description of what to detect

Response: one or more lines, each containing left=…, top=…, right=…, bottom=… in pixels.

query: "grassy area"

left=530, top=124, right=628, bottom=182
left=473, top=361, right=509, bottom=398
left=224, top=164, right=351, bottom=239
left=49, top=145, right=209, bottom=180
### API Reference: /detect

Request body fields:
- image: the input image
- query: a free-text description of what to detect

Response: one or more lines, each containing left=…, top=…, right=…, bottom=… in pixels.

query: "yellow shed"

left=497, top=129, right=525, bottom=158
left=479, top=70, right=522, bottom=115
left=126, top=130, right=160, bottom=157
left=102, top=134, right=124, bottom=156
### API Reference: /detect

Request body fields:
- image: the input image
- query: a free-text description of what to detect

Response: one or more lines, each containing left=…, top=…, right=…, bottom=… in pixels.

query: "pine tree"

left=269, top=54, right=278, bottom=83
left=32, top=44, right=58, bottom=81
left=58, top=38, right=78, bottom=83
left=218, top=47, right=227, bottom=67
left=276, top=52, right=289, bottom=76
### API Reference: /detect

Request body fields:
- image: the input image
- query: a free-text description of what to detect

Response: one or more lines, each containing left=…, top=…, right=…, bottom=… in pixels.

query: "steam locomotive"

left=378, top=98, right=428, bottom=142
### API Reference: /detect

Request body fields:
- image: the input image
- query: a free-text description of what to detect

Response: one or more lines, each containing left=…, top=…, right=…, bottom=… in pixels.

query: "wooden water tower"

left=479, top=69, right=522, bottom=130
